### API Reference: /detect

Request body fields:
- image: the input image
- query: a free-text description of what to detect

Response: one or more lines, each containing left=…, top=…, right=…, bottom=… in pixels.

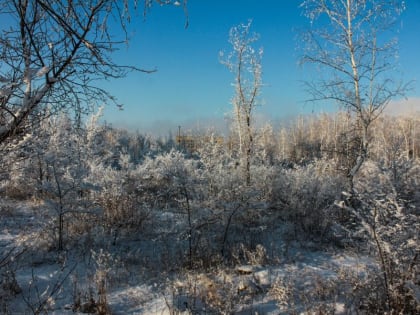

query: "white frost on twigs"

left=37, top=66, right=50, bottom=77
left=23, top=68, right=37, bottom=84
left=83, top=40, right=93, bottom=50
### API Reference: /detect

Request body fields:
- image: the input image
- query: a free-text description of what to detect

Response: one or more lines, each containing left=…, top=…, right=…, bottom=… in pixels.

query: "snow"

left=1, top=198, right=378, bottom=314
left=1, top=180, right=418, bottom=314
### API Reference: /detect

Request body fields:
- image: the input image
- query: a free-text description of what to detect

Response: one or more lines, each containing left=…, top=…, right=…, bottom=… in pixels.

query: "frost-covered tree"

left=0, top=0, right=186, bottom=146
left=220, top=20, right=263, bottom=185
left=3, top=110, right=106, bottom=250
left=39, top=114, right=101, bottom=250
left=300, top=0, right=407, bottom=190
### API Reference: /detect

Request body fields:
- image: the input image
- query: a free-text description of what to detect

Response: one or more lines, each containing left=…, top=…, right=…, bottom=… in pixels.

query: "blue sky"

left=101, top=0, right=420, bottom=134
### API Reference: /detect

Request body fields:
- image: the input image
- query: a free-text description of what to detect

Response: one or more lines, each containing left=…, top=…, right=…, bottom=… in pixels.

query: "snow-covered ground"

left=1, top=197, right=384, bottom=315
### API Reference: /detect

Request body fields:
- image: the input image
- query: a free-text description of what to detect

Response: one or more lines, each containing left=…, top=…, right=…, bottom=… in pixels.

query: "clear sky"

left=101, top=0, right=420, bottom=135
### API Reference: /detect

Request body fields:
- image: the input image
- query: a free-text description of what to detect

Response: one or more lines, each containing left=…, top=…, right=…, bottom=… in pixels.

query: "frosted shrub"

left=270, top=159, right=345, bottom=241
left=166, top=270, right=247, bottom=314
left=231, top=243, right=267, bottom=266
left=91, top=249, right=113, bottom=315
left=92, top=149, right=168, bottom=222
left=135, top=150, right=209, bottom=266
left=383, top=157, right=420, bottom=207
left=250, top=163, right=277, bottom=200
left=334, top=159, right=420, bottom=313
left=92, top=165, right=137, bottom=224
left=134, top=149, right=203, bottom=208
left=200, top=141, right=278, bottom=262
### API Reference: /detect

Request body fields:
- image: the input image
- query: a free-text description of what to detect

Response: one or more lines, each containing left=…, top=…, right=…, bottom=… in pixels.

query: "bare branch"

left=0, top=0, right=186, bottom=146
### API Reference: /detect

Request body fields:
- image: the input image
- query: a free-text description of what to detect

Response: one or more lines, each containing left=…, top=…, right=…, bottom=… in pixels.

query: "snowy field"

left=0, top=186, right=418, bottom=314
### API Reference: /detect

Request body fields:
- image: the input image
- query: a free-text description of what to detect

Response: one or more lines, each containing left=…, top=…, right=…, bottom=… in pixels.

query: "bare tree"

left=300, top=0, right=407, bottom=190
left=220, top=20, right=263, bottom=185
left=0, top=0, right=186, bottom=146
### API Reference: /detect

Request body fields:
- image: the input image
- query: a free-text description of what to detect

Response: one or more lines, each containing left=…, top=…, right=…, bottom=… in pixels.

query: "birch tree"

left=0, top=0, right=186, bottom=146
left=300, top=0, right=407, bottom=190
left=220, top=20, right=263, bottom=185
